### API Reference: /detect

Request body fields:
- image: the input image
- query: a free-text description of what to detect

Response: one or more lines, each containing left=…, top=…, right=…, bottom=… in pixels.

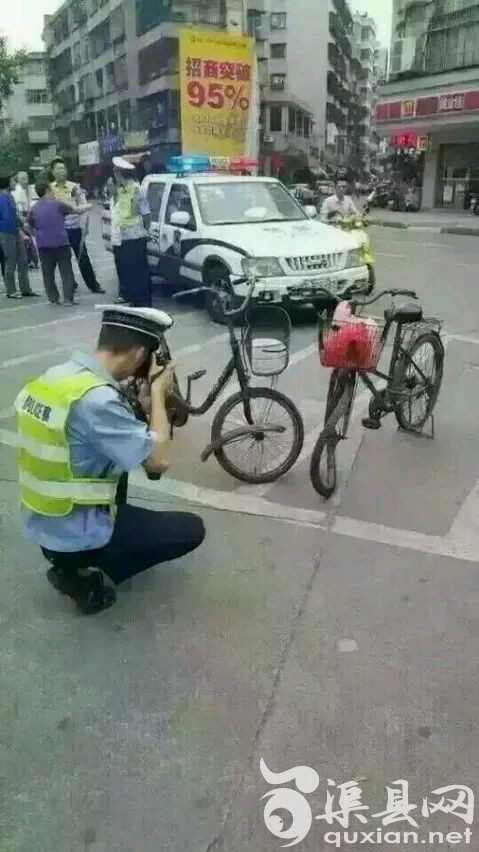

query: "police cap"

left=97, top=304, right=174, bottom=350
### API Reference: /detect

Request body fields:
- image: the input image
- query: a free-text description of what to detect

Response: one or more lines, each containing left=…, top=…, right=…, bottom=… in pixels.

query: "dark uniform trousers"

left=42, top=503, right=205, bottom=585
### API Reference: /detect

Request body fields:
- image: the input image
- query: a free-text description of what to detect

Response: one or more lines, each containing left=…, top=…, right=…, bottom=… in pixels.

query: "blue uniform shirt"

left=22, top=350, right=154, bottom=552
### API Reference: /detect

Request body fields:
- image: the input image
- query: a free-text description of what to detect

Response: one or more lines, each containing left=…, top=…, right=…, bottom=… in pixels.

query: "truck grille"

left=285, top=253, right=343, bottom=273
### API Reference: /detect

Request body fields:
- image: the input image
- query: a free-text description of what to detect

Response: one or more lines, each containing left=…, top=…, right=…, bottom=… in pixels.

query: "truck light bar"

left=167, top=156, right=259, bottom=176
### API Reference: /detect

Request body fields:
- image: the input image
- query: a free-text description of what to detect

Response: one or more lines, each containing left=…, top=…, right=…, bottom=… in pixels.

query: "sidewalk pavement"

left=368, top=207, right=479, bottom=236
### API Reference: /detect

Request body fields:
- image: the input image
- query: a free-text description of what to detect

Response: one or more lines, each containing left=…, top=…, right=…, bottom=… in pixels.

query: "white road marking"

left=447, top=479, right=479, bottom=541
left=0, top=347, right=69, bottom=370
left=0, top=314, right=89, bottom=336
left=338, top=640, right=358, bottom=653
left=1, top=421, right=479, bottom=562
left=375, top=253, right=406, bottom=259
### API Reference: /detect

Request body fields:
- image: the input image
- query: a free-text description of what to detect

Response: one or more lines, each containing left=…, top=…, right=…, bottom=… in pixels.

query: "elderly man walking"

left=0, top=176, right=38, bottom=300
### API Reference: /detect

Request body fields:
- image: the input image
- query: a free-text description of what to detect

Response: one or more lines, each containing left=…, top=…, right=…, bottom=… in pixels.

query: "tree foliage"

left=0, top=36, right=25, bottom=110
left=0, top=125, right=35, bottom=177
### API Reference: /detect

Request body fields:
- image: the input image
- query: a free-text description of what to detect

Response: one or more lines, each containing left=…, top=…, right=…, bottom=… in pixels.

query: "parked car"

left=102, top=168, right=371, bottom=322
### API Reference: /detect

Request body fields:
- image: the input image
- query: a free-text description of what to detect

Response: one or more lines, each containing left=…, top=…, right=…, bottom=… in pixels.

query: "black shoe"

left=22, top=291, right=41, bottom=297
left=6, top=293, right=22, bottom=299
left=114, top=296, right=128, bottom=304
left=46, top=566, right=69, bottom=595
left=73, top=281, right=79, bottom=292
left=77, top=574, right=116, bottom=616
left=90, top=285, right=106, bottom=294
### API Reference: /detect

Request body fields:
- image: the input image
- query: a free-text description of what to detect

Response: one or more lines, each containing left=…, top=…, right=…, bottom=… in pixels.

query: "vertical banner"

left=179, top=28, right=255, bottom=157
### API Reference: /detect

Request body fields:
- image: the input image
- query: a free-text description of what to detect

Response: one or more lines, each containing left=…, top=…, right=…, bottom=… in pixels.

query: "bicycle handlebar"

left=311, top=286, right=418, bottom=306
left=173, top=277, right=254, bottom=320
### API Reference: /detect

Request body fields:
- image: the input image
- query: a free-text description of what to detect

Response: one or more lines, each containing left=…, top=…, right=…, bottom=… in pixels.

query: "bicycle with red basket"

left=310, top=288, right=445, bottom=499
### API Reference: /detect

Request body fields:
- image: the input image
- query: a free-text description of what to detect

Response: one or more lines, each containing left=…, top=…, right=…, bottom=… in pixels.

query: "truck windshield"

left=195, top=181, right=307, bottom=225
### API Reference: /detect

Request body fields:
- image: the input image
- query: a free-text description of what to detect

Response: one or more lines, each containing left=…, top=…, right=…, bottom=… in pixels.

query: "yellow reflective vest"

left=114, top=182, right=142, bottom=229
left=15, top=371, right=119, bottom=517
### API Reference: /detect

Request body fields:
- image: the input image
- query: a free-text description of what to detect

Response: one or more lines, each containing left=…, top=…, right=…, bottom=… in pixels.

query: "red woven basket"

left=320, top=319, right=384, bottom=370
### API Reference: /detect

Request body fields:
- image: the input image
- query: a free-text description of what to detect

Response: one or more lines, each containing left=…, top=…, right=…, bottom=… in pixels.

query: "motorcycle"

left=470, top=196, right=479, bottom=216
left=327, top=191, right=376, bottom=291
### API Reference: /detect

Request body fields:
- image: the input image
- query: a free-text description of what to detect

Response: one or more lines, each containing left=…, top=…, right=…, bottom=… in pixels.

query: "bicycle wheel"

left=310, top=371, right=356, bottom=500
left=393, top=331, right=444, bottom=432
left=211, top=387, right=304, bottom=484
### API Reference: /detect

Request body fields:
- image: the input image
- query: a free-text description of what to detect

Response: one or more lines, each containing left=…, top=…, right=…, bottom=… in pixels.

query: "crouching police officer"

left=15, top=306, right=205, bottom=615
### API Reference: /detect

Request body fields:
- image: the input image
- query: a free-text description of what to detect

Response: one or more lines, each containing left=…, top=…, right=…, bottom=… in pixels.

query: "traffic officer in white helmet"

left=110, top=156, right=152, bottom=307
left=15, top=305, right=205, bottom=615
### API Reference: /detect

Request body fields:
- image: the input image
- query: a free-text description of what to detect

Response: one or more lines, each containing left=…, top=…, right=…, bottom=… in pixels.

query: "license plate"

left=290, top=278, right=336, bottom=294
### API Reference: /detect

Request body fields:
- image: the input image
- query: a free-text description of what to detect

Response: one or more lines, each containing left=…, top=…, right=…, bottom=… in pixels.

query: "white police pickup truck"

left=102, top=165, right=371, bottom=322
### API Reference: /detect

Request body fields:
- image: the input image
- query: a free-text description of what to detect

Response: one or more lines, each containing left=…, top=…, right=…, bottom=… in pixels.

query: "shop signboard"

left=123, top=131, right=149, bottom=150
left=78, top=140, right=100, bottom=165
left=376, top=90, right=479, bottom=121
left=179, top=28, right=255, bottom=157
left=401, top=100, right=416, bottom=119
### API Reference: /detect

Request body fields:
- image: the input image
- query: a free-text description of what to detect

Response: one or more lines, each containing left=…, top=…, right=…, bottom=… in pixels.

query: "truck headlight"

left=345, top=249, right=363, bottom=269
left=241, top=257, right=284, bottom=278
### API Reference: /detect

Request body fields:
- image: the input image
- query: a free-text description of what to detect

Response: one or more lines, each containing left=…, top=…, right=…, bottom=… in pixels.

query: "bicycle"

left=309, top=288, right=445, bottom=499
left=127, top=277, right=304, bottom=485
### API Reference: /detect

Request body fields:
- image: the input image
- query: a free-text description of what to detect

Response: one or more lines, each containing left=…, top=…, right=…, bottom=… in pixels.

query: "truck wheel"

left=203, top=264, right=240, bottom=324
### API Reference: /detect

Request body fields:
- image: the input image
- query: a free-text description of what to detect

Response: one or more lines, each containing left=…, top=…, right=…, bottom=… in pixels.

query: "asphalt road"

left=1, top=217, right=478, bottom=851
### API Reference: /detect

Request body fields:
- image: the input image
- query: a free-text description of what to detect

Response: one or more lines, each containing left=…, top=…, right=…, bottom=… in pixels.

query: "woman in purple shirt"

left=29, top=181, right=90, bottom=306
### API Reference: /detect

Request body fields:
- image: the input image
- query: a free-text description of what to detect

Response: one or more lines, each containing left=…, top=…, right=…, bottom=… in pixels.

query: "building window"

left=270, top=74, right=285, bottom=91
left=361, top=27, right=369, bottom=42
left=288, top=107, right=295, bottom=133
left=26, top=89, right=50, bottom=104
left=138, top=38, right=178, bottom=85
left=271, top=43, right=286, bottom=59
left=360, top=48, right=371, bottom=61
left=26, top=59, right=45, bottom=75
left=270, top=106, right=282, bottom=132
left=27, top=115, right=53, bottom=130
left=270, top=12, right=286, bottom=30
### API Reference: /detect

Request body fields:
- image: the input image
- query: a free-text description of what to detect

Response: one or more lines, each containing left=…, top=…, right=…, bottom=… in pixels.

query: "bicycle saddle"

left=385, top=302, right=423, bottom=324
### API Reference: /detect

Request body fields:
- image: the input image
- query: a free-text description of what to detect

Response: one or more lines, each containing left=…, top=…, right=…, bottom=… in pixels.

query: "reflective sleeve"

left=137, top=187, right=151, bottom=216
left=69, top=386, right=154, bottom=472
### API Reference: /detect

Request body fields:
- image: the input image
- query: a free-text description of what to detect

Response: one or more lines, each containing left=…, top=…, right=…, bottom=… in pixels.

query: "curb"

left=440, top=226, right=479, bottom=237
left=370, top=220, right=479, bottom=237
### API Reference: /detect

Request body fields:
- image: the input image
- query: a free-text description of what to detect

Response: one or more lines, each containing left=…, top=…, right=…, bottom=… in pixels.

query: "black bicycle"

left=129, top=278, right=304, bottom=485
left=310, top=288, right=445, bottom=499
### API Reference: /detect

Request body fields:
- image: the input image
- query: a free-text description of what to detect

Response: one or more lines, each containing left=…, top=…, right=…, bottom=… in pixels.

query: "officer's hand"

left=149, top=360, right=176, bottom=398
left=137, top=379, right=151, bottom=416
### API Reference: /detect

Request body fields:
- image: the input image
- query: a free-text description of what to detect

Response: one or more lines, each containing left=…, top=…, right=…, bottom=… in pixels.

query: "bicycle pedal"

left=362, top=417, right=382, bottom=430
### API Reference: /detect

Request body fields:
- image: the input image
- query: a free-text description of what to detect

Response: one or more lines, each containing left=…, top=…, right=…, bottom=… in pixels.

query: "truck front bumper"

left=233, top=266, right=372, bottom=304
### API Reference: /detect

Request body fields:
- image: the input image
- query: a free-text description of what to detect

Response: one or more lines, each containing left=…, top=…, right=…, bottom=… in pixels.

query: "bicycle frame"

left=352, top=318, right=443, bottom=415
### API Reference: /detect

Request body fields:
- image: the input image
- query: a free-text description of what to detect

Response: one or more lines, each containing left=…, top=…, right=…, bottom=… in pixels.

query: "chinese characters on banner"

left=438, top=93, right=465, bottom=112
left=179, top=28, right=255, bottom=157
left=401, top=100, right=416, bottom=119
left=392, top=132, right=429, bottom=151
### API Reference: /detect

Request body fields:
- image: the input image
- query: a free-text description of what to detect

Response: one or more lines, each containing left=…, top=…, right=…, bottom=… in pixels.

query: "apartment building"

left=351, top=12, right=379, bottom=172
left=0, top=52, right=55, bottom=162
left=259, top=0, right=356, bottom=166
left=43, top=0, right=246, bottom=164
left=377, top=0, right=479, bottom=208
left=246, top=0, right=318, bottom=174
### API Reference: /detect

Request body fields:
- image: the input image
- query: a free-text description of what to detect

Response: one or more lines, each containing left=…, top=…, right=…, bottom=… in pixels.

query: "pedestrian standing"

left=29, top=181, right=90, bottom=306
left=110, top=156, right=152, bottom=307
left=0, top=176, right=38, bottom=300
left=12, top=171, right=39, bottom=269
left=50, top=158, right=105, bottom=294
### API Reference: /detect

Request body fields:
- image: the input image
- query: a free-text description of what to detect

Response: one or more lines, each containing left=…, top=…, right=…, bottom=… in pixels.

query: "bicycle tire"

left=393, top=331, right=444, bottom=432
left=310, top=372, right=356, bottom=500
left=211, top=387, right=304, bottom=484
